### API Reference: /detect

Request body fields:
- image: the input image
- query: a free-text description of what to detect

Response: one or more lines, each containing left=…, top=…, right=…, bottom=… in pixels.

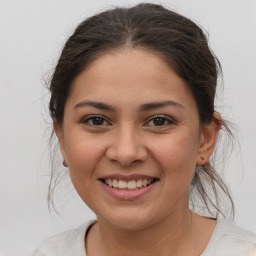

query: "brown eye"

left=146, top=116, right=175, bottom=127
left=83, top=116, right=109, bottom=126
left=152, top=117, right=166, bottom=126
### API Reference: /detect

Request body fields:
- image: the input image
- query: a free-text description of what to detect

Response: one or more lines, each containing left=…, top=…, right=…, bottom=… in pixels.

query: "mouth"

left=99, top=178, right=159, bottom=191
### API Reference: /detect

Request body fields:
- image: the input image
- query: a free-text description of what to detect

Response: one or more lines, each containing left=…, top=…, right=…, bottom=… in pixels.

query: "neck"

left=88, top=208, right=195, bottom=256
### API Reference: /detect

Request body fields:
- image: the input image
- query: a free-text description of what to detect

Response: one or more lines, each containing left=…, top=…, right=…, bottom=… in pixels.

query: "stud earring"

left=63, top=159, right=68, bottom=167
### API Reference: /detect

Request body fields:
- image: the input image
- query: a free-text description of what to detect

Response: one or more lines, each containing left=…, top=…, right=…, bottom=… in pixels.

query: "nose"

left=106, top=125, right=147, bottom=167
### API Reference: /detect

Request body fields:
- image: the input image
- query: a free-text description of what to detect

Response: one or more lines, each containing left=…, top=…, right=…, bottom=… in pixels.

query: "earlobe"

left=196, top=113, right=221, bottom=166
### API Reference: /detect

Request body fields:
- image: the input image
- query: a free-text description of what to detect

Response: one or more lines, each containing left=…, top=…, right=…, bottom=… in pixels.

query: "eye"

left=145, top=115, right=175, bottom=127
left=82, top=116, right=110, bottom=126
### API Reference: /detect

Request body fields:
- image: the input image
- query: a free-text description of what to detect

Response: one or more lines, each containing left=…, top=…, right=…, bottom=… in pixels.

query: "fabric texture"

left=33, top=219, right=256, bottom=256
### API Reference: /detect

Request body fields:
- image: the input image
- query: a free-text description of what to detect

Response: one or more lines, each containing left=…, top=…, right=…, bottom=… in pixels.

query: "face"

left=56, top=49, right=217, bottom=231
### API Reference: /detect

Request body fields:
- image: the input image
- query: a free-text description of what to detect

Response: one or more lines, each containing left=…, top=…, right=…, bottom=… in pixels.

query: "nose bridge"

left=106, top=122, right=147, bottom=166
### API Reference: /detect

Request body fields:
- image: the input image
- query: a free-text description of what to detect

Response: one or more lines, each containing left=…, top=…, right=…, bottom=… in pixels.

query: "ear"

left=53, top=119, right=67, bottom=161
left=196, top=112, right=221, bottom=166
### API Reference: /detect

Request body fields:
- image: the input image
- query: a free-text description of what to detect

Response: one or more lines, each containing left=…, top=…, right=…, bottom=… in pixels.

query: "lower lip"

left=100, top=181, right=157, bottom=200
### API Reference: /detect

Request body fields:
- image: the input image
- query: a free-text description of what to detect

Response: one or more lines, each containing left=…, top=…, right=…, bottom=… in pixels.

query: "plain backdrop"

left=0, top=0, right=256, bottom=255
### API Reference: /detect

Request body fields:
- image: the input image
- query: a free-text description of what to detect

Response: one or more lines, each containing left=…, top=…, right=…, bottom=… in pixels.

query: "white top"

left=33, top=220, right=256, bottom=256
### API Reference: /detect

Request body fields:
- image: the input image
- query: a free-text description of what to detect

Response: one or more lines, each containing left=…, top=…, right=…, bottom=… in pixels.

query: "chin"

left=97, top=208, right=159, bottom=231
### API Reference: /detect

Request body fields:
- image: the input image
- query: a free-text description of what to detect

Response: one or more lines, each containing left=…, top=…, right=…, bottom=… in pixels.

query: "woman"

left=34, top=3, right=256, bottom=256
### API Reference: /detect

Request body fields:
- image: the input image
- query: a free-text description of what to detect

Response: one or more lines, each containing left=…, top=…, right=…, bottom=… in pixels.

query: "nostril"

left=104, top=130, right=148, bottom=167
left=106, top=146, right=147, bottom=167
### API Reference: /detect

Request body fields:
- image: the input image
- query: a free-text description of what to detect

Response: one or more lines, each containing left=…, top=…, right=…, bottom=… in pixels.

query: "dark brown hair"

left=48, top=3, right=234, bottom=218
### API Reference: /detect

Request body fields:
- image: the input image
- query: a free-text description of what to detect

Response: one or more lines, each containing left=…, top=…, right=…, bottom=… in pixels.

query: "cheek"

left=149, top=131, right=199, bottom=180
left=63, top=133, right=106, bottom=192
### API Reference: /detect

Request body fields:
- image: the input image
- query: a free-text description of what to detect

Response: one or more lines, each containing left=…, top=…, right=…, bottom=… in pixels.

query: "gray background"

left=0, top=0, right=255, bottom=255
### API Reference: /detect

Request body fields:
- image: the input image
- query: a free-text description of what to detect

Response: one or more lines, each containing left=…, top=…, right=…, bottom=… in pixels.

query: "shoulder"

left=32, top=220, right=96, bottom=256
left=202, top=219, right=256, bottom=256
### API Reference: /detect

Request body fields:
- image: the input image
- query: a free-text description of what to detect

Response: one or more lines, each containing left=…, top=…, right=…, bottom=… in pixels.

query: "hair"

left=48, top=2, right=234, bottom=218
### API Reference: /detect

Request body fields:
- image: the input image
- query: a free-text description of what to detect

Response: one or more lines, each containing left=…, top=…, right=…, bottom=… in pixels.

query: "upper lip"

left=99, top=174, right=158, bottom=181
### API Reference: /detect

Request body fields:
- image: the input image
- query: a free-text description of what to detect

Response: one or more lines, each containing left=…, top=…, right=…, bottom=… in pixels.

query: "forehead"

left=67, top=49, right=197, bottom=111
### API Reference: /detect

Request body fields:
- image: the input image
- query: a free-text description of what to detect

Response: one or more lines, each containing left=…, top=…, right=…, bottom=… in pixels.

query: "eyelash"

left=82, top=115, right=176, bottom=127
left=145, top=115, right=176, bottom=127
left=82, top=115, right=110, bottom=126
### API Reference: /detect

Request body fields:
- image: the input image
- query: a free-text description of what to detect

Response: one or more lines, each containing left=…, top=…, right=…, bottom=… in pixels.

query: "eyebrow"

left=73, top=100, right=184, bottom=112
left=73, top=101, right=116, bottom=111
left=139, top=100, right=184, bottom=111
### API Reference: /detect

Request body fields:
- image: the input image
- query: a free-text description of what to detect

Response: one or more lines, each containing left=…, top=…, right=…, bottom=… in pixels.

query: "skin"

left=55, top=49, right=220, bottom=256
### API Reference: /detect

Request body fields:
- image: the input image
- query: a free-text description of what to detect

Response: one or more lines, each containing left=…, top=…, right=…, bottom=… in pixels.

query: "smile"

left=102, top=178, right=158, bottom=190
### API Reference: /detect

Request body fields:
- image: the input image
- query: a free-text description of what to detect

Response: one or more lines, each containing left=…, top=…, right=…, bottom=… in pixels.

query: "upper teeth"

left=105, top=179, right=153, bottom=190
